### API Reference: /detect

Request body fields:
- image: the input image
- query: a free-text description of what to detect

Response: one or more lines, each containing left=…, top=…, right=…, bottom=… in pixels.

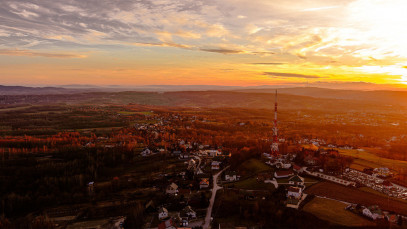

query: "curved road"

left=203, top=166, right=230, bottom=229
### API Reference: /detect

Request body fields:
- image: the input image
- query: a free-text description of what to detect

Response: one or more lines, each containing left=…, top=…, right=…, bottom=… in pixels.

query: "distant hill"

left=235, top=87, right=407, bottom=106
left=73, top=90, right=397, bottom=113
left=0, top=85, right=76, bottom=95
left=2, top=85, right=407, bottom=108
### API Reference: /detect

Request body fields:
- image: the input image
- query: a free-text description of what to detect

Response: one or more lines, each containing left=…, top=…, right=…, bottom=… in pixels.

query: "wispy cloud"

left=250, top=63, right=284, bottom=65
left=0, top=49, right=86, bottom=58
left=301, top=5, right=339, bottom=12
left=200, top=48, right=242, bottom=54
left=264, top=72, right=321, bottom=78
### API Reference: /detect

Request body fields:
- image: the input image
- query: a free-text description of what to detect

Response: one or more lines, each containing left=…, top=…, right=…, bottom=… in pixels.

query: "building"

left=288, top=175, right=305, bottom=186
left=225, top=171, right=238, bottom=181
left=205, top=149, right=221, bottom=157
left=200, top=178, right=210, bottom=189
left=287, top=186, right=302, bottom=199
left=304, top=155, right=318, bottom=165
left=374, top=167, right=392, bottom=177
left=180, top=205, right=196, bottom=219
left=158, top=207, right=169, bottom=220
left=293, top=164, right=303, bottom=173
left=166, top=183, right=179, bottom=195
left=187, top=159, right=196, bottom=171
left=87, top=181, right=95, bottom=196
left=274, top=170, right=294, bottom=178
left=211, top=161, right=221, bottom=170
left=158, top=219, right=176, bottom=229
left=141, top=148, right=152, bottom=157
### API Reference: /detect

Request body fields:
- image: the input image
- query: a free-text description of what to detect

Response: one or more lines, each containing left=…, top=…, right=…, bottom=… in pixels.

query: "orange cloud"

left=0, top=49, right=87, bottom=58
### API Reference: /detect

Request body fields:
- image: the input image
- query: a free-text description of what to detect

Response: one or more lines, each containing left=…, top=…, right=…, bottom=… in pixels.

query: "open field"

left=238, top=158, right=272, bottom=177
left=225, top=177, right=276, bottom=190
left=117, top=111, right=138, bottom=115
left=305, top=182, right=407, bottom=215
left=303, top=197, right=376, bottom=227
left=338, top=148, right=407, bottom=172
left=358, top=187, right=407, bottom=204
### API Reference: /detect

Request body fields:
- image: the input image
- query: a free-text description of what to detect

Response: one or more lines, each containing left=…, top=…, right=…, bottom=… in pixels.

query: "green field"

left=226, top=177, right=276, bottom=190
left=238, top=158, right=272, bottom=176
left=303, top=197, right=376, bottom=227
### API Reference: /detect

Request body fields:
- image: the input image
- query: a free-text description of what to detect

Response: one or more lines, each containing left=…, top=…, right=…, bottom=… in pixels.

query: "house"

left=141, top=148, right=152, bottom=157
left=386, top=213, right=399, bottom=223
left=288, top=175, right=305, bottom=186
left=362, top=205, right=383, bottom=220
left=87, top=181, right=95, bottom=196
left=181, top=206, right=196, bottom=219
left=274, top=170, right=294, bottom=178
left=304, top=155, right=318, bottom=165
left=374, top=167, right=392, bottom=177
left=257, top=173, right=273, bottom=182
left=293, top=164, right=303, bottom=173
left=205, top=149, right=221, bottom=157
left=166, top=183, right=179, bottom=195
left=158, top=219, right=176, bottom=229
left=200, top=178, right=210, bottom=189
left=179, top=153, right=189, bottom=159
left=225, top=171, right=238, bottom=182
left=327, top=149, right=339, bottom=157
left=158, top=207, right=169, bottom=220
left=287, top=186, right=302, bottom=199
left=211, top=161, right=221, bottom=170
left=275, top=162, right=292, bottom=169
left=187, top=159, right=196, bottom=170
left=172, top=150, right=182, bottom=156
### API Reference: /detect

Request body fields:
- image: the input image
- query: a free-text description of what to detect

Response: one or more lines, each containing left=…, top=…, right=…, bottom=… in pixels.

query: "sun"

left=348, top=0, right=407, bottom=58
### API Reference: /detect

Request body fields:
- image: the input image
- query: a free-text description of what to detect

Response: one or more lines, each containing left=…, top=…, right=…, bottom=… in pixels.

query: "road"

left=203, top=166, right=230, bottom=229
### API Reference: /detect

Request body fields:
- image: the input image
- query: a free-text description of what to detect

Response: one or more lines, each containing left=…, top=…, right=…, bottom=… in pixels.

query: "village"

left=2, top=104, right=407, bottom=228
left=79, top=110, right=407, bottom=228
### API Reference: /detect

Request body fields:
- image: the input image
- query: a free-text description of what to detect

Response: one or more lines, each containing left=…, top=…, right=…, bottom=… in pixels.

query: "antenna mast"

left=271, top=90, right=279, bottom=155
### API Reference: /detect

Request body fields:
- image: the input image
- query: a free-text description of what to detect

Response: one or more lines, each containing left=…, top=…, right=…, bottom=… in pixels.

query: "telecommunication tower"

left=271, top=90, right=279, bottom=155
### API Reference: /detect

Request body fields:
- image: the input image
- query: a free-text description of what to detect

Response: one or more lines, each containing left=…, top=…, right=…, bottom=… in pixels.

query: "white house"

left=206, top=149, right=221, bottom=157
left=141, top=148, right=152, bottom=157
left=179, top=153, right=189, bottom=159
left=158, top=207, right=169, bottom=220
left=287, top=186, right=302, bottom=199
left=211, top=161, right=221, bottom=170
left=225, top=171, right=238, bottom=181
left=166, top=183, right=178, bottom=195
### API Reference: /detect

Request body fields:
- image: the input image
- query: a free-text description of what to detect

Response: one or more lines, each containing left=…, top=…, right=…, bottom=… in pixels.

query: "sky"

left=1, top=0, right=407, bottom=89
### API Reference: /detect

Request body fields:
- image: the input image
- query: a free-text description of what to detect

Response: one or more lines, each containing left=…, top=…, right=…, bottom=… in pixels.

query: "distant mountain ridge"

left=0, top=85, right=74, bottom=95
left=235, top=87, right=407, bottom=106
left=2, top=85, right=407, bottom=107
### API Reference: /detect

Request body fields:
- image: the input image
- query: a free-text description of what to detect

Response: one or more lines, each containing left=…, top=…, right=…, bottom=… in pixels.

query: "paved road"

left=203, top=166, right=230, bottom=229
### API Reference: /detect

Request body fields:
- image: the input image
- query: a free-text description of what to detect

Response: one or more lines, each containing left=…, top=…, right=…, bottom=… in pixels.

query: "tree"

left=123, top=202, right=144, bottom=228
left=31, top=216, right=54, bottom=229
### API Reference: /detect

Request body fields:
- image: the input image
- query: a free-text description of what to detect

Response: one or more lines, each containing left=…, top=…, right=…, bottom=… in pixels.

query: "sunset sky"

left=1, top=0, right=407, bottom=89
